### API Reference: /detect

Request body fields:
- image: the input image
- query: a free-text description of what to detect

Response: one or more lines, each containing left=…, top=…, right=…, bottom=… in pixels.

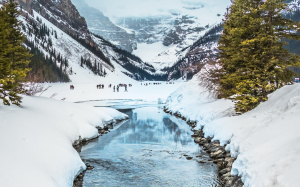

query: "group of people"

left=141, top=82, right=165, bottom=86
left=70, top=85, right=75, bottom=90
left=97, top=84, right=104, bottom=89
left=113, top=84, right=128, bottom=92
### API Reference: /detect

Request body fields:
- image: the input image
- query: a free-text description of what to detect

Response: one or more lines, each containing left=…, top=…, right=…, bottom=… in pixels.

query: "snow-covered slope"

left=18, top=0, right=170, bottom=81
left=0, top=96, right=128, bottom=187
left=24, top=10, right=114, bottom=83
left=71, top=0, right=137, bottom=53
left=166, top=68, right=300, bottom=187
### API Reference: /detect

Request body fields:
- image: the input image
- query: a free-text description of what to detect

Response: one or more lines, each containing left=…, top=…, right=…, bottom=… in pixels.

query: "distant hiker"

left=117, top=86, right=119, bottom=92
left=113, top=86, right=115, bottom=92
left=70, top=85, right=74, bottom=90
left=102, top=84, right=104, bottom=89
left=125, top=84, right=128, bottom=92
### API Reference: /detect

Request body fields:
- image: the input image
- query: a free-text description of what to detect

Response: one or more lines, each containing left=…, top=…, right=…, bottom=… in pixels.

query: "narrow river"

left=79, top=106, right=223, bottom=187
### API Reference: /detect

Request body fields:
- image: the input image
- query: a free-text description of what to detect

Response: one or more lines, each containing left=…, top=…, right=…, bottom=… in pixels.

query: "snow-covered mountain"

left=162, top=23, right=223, bottom=81
left=79, top=0, right=231, bottom=69
left=70, top=0, right=137, bottom=53
left=13, top=0, right=169, bottom=82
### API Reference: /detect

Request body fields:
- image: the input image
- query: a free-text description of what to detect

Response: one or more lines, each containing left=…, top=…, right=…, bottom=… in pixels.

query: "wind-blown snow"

left=167, top=69, right=300, bottom=187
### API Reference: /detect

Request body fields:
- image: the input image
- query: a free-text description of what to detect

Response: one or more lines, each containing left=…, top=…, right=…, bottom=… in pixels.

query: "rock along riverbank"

left=163, top=107, right=244, bottom=187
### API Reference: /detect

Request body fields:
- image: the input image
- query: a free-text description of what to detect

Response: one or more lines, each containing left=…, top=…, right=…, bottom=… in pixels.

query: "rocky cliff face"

left=71, top=0, right=136, bottom=52
left=32, top=0, right=89, bottom=38
left=115, top=16, right=171, bottom=44
left=162, top=23, right=223, bottom=80
left=16, top=0, right=32, bottom=13
left=163, top=15, right=205, bottom=47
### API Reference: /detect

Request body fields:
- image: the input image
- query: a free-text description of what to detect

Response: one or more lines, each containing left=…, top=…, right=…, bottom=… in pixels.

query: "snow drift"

left=167, top=70, right=300, bottom=187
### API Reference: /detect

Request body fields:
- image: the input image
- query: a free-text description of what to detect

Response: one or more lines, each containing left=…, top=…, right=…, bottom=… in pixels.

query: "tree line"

left=80, top=56, right=106, bottom=76
left=204, top=0, right=300, bottom=113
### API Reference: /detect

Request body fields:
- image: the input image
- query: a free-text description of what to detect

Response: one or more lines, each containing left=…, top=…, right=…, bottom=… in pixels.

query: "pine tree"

left=0, top=0, right=31, bottom=106
left=80, top=56, right=83, bottom=67
left=217, top=0, right=300, bottom=113
left=94, top=59, right=97, bottom=72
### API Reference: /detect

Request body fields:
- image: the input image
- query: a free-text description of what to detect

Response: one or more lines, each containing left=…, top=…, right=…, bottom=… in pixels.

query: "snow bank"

left=0, top=96, right=128, bottom=187
left=166, top=71, right=235, bottom=126
left=167, top=72, right=300, bottom=187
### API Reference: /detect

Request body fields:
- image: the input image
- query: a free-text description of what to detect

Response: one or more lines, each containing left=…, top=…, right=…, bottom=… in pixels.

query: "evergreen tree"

left=217, top=0, right=300, bottom=113
left=0, top=1, right=31, bottom=106
left=80, top=56, right=83, bottom=67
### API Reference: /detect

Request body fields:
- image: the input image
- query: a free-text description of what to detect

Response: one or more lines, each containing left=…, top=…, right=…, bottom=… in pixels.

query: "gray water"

left=79, top=107, right=223, bottom=187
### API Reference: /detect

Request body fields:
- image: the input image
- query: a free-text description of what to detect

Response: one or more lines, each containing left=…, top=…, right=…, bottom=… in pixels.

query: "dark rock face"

left=71, top=0, right=136, bottom=52
left=16, top=0, right=32, bottom=13
left=32, top=0, right=89, bottom=38
left=163, top=15, right=205, bottom=47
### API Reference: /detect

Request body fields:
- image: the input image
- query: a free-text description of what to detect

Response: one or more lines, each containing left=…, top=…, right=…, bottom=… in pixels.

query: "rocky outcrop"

left=163, top=15, right=205, bottom=47
left=16, top=0, right=32, bottom=14
left=71, top=0, right=136, bottom=52
left=32, top=0, right=89, bottom=38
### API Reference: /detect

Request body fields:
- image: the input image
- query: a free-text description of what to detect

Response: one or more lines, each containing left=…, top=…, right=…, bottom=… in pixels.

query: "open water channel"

left=78, top=105, right=223, bottom=187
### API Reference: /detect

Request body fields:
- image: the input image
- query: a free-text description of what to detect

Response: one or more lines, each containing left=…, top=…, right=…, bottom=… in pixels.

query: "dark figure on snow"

left=102, top=84, right=104, bottom=89
left=125, top=84, right=128, bottom=92
left=113, top=86, right=115, bottom=92
left=117, top=85, right=119, bottom=92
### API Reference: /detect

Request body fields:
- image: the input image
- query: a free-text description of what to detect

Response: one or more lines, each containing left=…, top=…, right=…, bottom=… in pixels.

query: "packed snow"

left=0, top=96, right=128, bottom=187
left=166, top=68, right=300, bottom=187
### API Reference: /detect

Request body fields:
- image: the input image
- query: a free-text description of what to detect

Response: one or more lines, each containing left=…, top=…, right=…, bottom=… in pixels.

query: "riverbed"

left=79, top=106, right=223, bottom=187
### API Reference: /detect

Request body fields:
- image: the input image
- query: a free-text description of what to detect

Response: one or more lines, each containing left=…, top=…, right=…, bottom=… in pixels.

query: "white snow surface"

left=167, top=70, right=300, bottom=186
left=0, top=96, right=128, bottom=187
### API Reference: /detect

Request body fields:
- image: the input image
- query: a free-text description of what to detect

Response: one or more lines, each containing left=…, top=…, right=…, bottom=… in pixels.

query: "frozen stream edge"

left=72, top=118, right=129, bottom=186
left=163, top=107, right=244, bottom=187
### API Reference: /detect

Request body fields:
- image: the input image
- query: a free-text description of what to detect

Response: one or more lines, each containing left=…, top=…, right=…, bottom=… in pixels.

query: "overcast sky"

left=84, top=0, right=232, bottom=18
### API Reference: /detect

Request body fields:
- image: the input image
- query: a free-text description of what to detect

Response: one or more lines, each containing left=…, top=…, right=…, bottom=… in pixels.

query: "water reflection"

left=79, top=107, right=223, bottom=187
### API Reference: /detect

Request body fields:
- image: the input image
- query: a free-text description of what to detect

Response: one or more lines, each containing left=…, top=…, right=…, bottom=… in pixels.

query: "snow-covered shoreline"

left=0, top=96, right=128, bottom=187
left=166, top=73, right=300, bottom=187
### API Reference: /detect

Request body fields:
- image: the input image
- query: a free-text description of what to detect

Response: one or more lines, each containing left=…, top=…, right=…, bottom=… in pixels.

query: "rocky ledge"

left=163, top=107, right=243, bottom=187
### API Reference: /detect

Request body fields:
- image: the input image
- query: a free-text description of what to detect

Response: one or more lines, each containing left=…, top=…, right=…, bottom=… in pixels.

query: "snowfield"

left=167, top=71, right=300, bottom=187
left=0, top=96, right=128, bottom=187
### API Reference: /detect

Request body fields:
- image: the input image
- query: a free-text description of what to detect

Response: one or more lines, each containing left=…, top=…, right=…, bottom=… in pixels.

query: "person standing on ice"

left=113, top=86, right=115, bottom=92
left=125, top=84, right=128, bottom=92
left=117, top=85, right=119, bottom=92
